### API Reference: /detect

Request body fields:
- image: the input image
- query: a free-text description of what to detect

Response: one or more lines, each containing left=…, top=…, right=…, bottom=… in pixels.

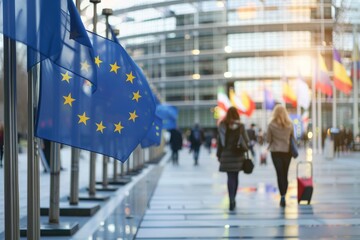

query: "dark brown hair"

left=223, top=106, right=240, bottom=125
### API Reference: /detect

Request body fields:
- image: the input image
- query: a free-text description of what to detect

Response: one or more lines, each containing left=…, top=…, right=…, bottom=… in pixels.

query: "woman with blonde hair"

left=217, top=106, right=250, bottom=211
left=267, top=104, right=294, bottom=207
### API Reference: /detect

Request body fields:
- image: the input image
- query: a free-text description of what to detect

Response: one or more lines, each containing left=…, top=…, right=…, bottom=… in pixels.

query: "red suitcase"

left=297, top=161, right=313, bottom=204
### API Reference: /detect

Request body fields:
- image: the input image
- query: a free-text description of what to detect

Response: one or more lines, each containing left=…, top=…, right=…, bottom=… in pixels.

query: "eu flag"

left=141, top=115, right=163, bottom=148
left=156, top=104, right=178, bottom=130
left=0, top=0, right=97, bottom=86
left=35, top=32, right=156, bottom=161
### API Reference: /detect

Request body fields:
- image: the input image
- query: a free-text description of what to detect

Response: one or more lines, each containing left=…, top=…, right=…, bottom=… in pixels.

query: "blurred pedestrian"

left=216, top=107, right=250, bottom=211
left=0, top=123, right=4, bottom=168
left=246, top=123, right=257, bottom=158
left=169, top=128, right=183, bottom=165
left=189, top=123, right=204, bottom=166
left=267, top=105, right=294, bottom=208
left=204, top=130, right=213, bottom=154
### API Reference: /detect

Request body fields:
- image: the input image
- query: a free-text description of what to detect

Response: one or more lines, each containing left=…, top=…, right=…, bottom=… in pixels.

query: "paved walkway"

left=135, top=147, right=360, bottom=239
left=1, top=145, right=360, bottom=239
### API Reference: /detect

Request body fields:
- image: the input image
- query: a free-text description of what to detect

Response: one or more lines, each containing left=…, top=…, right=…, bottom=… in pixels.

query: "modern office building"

left=86, top=0, right=358, bottom=132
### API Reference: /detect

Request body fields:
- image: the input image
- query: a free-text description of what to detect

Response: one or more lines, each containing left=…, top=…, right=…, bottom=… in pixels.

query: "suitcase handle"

left=296, top=161, right=313, bottom=178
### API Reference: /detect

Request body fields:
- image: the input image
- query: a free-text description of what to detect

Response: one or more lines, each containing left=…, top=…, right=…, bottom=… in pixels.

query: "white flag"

left=296, top=75, right=311, bottom=110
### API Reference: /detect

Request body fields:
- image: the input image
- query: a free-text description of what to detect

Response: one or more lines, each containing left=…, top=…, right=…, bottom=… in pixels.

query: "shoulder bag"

left=243, top=151, right=254, bottom=174
left=289, top=135, right=299, bottom=159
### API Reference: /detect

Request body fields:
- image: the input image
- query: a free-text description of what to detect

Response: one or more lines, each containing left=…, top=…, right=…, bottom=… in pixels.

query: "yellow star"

left=110, top=62, right=120, bottom=74
left=63, top=93, right=75, bottom=106
left=96, top=121, right=106, bottom=133
left=78, top=112, right=90, bottom=125
left=114, top=122, right=124, bottom=133
left=81, top=61, right=90, bottom=72
left=128, top=110, right=138, bottom=122
left=61, top=71, right=72, bottom=83
left=126, top=71, right=136, bottom=83
left=94, top=56, right=103, bottom=67
left=132, top=91, right=142, bottom=102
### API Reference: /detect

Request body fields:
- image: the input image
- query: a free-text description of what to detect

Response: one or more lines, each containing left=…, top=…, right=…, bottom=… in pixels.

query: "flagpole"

left=26, top=1, right=40, bottom=238
left=317, top=0, right=324, bottom=154
left=317, top=89, right=322, bottom=154
left=3, top=36, right=20, bottom=240
left=332, top=83, right=337, bottom=128
left=353, top=25, right=359, bottom=136
left=312, top=56, right=317, bottom=153
left=88, top=0, right=101, bottom=197
left=262, top=82, right=266, bottom=132
left=101, top=8, right=113, bottom=189
left=69, top=0, right=83, bottom=207
left=27, top=65, right=40, bottom=239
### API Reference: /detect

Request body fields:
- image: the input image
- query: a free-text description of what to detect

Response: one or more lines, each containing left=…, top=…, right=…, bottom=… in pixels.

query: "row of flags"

left=316, top=46, right=359, bottom=97
left=0, top=0, right=169, bottom=162
left=217, top=45, right=360, bottom=119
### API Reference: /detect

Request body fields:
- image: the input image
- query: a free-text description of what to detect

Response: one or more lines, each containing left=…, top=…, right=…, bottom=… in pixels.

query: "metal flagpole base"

left=88, top=184, right=119, bottom=192
left=97, top=177, right=131, bottom=185
left=77, top=192, right=111, bottom=201
left=40, top=202, right=100, bottom=216
left=20, top=222, right=79, bottom=237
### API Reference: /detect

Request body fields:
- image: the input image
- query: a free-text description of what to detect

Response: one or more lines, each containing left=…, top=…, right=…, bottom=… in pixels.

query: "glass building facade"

left=84, top=0, right=359, bottom=131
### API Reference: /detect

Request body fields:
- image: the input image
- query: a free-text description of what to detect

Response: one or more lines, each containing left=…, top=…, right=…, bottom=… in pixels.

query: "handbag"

left=243, top=151, right=254, bottom=174
left=289, top=135, right=299, bottom=159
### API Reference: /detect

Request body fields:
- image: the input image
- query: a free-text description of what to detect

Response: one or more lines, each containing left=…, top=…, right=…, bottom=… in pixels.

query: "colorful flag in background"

left=333, top=48, right=352, bottom=95
left=36, top=33, right=156, bottom=161
left=229, top=89, right=255, bottom=117
left=264, top=88, right=275, bottom=110
left=295, top=74, right=310, bottom=110
left=217, top=87, right=231, bottom=112
left=282, top=78, right=297, bottom=107
left=316, top=53, right=333, bottom=96
left=0, top=0, right=97, bottom=86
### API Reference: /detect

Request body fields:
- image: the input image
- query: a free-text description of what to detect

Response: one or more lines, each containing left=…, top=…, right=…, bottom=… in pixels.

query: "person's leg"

left=0, top=147, right=3, bottom=167
left=227, top=172, right=238, bottom=210
left=281, top=153, right=292, bottom=195
left=271, top=152, right=289, bottom=207
left=174, top=150, right=179, bottom=165
left=194, top=148, right=199, bottom=165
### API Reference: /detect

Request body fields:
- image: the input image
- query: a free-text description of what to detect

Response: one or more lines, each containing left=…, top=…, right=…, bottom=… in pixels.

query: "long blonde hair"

left=270, top=105, right=292, bottom=128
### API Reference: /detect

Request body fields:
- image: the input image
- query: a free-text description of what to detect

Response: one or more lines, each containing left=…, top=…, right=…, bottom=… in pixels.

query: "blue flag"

left=264, top=88, right=275, bottom=110
left=0, top=0, right=97, bottom=86
left=35, top=33, right=156, bottom=161
left=108, top=23, right=120, bottom=45
left=141, top=115, right=163, bottom=148
left=156, top=104, right=178, bottom=130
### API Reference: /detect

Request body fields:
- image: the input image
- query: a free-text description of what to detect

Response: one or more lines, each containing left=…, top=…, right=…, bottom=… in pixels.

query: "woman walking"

left=267, top=105, right=294, bottom=207
left=217, top=107, right=250, bottom=211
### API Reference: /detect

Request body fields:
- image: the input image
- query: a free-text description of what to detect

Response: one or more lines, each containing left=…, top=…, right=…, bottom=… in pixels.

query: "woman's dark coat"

left=216, top=121, right=250, bottom=172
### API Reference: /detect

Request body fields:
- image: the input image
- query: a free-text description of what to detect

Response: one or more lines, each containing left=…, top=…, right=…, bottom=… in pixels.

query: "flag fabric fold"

left=295, top=74, right=311, bottom=110
left=316, top=53, right=333, bottom=96
left=333, top=48, right=352, bottom=95
left=282, top=78, right=297, bottom=107
left=35, top=33, right=156, bottom=161
left=156, top=104, right=178, bottom=130
left=1, top=0, right=97, bottom=87
left=229, top=88, right=255, bottom=116
left=264, top=88, right=275, bottom=110
left=140, top=115, right=163, bottom=148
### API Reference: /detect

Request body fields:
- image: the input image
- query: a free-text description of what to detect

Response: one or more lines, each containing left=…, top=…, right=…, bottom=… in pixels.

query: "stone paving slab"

left=135, top=147, right=360, bottom=239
